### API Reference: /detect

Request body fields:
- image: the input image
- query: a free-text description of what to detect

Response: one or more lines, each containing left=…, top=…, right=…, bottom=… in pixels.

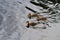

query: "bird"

left=26, top=21, right=39, bottom=28
left=37, top=17, right=47, bottom=21
left=27, top=12, right=43, bottom=19
left=36, top=17, right=51, bottom=27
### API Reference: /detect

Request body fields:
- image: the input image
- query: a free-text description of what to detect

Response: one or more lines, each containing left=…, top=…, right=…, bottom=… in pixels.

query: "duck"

left=37, top=17, right=47, bottom=21
left=28, top=13, right=40, bottom=19
left=26, top=21, right=38, bottom=28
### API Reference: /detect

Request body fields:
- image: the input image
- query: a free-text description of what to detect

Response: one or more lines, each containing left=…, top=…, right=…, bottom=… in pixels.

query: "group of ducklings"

left=26, top=12, right=51, bottom=29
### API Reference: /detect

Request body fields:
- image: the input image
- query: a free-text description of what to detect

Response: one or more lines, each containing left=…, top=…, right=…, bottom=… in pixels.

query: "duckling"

left=26, top=21, right=38, bottom=28
left=37, top=17, right=51, bottom=27
left=28, top=13, right=40, bottom=19
left=37, top=17, right=47, bottom=21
